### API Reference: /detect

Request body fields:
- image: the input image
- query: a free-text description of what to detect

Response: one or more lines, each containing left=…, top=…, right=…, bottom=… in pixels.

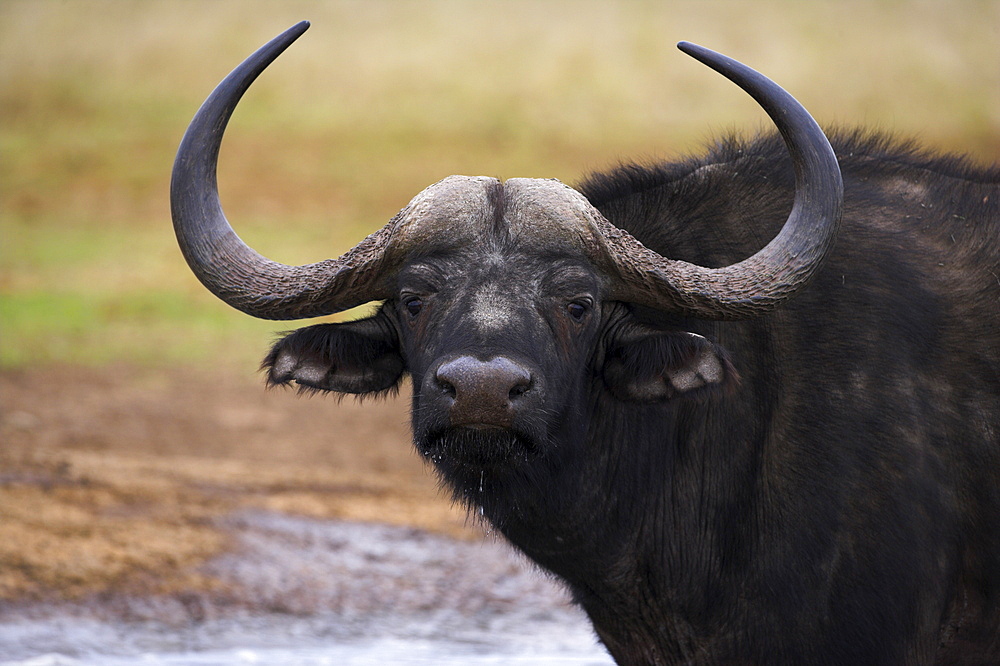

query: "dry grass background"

left=0, top=0, right=997, bottom=602
left=2, top=0, right=998, bottom=367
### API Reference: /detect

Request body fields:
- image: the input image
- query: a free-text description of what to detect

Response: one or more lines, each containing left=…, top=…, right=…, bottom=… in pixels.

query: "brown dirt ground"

left=0, top=365, right=472, bottom=603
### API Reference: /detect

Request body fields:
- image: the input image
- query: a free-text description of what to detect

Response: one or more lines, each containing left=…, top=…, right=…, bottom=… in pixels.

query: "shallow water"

left=0, top=512, right=612, bottom=665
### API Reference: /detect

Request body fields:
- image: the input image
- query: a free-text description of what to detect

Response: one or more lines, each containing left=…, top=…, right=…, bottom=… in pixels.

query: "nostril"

left=436, top=376, right=457, bottom=398
left=508, top=379, right=531, bottom=401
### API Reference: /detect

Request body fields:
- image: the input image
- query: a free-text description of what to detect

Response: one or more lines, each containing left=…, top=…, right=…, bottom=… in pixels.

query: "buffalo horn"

left=170, top=21, right=399, bottom=320
left=595, top=42, right=843, bottom=319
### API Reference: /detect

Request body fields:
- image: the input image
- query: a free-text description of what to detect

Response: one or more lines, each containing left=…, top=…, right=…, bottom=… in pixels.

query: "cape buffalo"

left=171, top=21, right=1000, bottom=665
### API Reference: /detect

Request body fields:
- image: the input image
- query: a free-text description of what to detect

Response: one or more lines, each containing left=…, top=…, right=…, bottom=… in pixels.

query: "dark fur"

left=264, top=130, right=1000, bottom=664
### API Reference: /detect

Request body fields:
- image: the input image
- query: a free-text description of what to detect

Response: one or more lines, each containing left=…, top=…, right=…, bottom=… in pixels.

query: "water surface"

left=0, top=512, right=612, bottom=665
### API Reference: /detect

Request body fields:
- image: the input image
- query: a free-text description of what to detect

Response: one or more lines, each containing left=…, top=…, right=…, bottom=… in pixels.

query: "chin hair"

left=417, top=427, right=542, bottom=520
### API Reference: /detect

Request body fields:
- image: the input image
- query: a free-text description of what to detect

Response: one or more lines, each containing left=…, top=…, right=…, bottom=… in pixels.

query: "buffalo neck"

left=487, top=341, right=776, bottom=660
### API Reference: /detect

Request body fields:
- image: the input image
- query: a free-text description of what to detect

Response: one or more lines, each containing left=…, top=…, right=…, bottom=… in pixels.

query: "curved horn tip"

left=289, top=20, right=310, bottom=36
left=268, top=21, right=311, bottom=48
left=272, top=21, right=310, bottom=46
left=676, top=41, right=729, bottom=67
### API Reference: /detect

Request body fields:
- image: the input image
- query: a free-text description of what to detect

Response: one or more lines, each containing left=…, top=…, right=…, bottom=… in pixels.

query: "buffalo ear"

left=603, top=330, right=738, bottom=403
left=263, top=315, right=404, bottom=396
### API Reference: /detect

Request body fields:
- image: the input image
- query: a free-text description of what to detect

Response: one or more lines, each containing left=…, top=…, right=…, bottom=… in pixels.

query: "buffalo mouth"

left=417, top=426, right=539, bottom=488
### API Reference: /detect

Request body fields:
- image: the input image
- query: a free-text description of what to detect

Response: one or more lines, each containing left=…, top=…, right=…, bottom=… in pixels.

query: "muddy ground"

left=0, top=366, right=613, bottom=662
left=0, top=365, right=476, bottom=604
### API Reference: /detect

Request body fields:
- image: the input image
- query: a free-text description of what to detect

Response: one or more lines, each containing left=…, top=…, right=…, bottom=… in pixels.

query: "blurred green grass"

left=1, top=0, right=997, bottom=372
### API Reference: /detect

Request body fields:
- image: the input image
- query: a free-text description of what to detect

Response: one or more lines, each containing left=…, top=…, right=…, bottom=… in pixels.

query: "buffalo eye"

left=567, top=302, right=588, bottom=321
left=404, top=297, right=423, bottom=317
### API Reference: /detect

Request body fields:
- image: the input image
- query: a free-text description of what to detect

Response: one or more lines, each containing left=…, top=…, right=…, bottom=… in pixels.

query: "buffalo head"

left=171, top=21, right=841, bottom=508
